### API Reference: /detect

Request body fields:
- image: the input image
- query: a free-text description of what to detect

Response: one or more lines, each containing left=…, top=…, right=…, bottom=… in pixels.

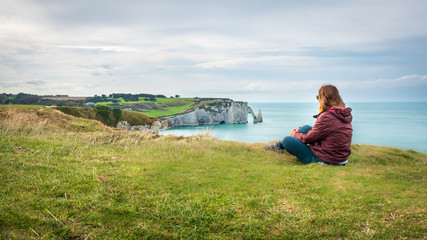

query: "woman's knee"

left=282, top=136, right=301, bottom=149
left=299, top=125, right=312, bottom=134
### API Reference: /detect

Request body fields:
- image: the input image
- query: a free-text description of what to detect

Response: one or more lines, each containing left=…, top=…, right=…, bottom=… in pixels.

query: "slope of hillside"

left=1, top=105, right=426, bottom=239
left=55, top=106, right=155, bottom=127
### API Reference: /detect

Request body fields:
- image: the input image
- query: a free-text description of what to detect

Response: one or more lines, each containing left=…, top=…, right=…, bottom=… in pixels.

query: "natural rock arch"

left=248, top=107, right=263, bottom=123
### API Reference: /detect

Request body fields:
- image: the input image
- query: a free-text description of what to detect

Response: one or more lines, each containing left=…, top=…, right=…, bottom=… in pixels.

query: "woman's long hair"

left=318, top=84, right=346, bottom=110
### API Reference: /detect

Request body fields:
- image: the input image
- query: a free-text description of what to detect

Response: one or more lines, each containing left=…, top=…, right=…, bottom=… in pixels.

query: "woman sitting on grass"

left=265, top=84, right=353, bottom=166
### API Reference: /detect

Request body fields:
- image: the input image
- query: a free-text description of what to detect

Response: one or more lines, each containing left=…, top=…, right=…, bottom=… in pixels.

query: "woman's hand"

left=290, top=127, right=300, bottom=137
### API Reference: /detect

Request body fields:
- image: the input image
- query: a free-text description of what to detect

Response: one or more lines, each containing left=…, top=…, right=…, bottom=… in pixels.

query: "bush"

left=95, top=106, right=116, bottom=126
left=112, top=109, right=122, bottom=125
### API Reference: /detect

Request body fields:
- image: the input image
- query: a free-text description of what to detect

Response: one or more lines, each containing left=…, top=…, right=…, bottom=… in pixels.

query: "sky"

left=1, top=0, right=427, bottom=102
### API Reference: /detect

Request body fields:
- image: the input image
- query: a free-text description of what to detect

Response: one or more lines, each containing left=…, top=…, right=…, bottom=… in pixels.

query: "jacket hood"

left=327, top=107, right=353, bottom=123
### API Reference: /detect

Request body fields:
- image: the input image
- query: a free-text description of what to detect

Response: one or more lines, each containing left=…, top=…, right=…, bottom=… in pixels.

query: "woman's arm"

left=293, top=114, right=333, bottom=144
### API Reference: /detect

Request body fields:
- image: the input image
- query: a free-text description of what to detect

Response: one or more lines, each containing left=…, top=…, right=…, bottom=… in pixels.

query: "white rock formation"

left=164, top=100, right=262, bottom=128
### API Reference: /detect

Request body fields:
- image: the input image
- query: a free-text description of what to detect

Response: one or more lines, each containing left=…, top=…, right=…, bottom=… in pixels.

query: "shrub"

left=112, top=108, right=122, bottom=125
left=95, top=106, right=117, bottom=126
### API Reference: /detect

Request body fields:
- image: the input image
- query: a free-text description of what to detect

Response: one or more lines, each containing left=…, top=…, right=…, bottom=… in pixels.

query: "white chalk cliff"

left=162, top=99, right=262, bottom=128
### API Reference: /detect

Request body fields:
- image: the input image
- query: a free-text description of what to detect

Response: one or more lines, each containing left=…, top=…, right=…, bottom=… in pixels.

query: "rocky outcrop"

left=256, top=108, right=263, bottom=122
left=162, top=99, right=262, bottom=128
left=248, top=107, right=263, bottom=123
left=117, top=120, right=161, bottom=135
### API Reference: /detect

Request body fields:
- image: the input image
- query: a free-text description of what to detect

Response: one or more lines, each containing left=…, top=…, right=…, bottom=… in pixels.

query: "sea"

left=160, top=102, right=427, bottom=153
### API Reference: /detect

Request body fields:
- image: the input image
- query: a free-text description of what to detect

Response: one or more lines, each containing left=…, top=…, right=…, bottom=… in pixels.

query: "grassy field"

left=143, top=103, right=194, bottom=117
left=94, top=97, right=197, bottom=117
left=1, top=105, right=426, bottom=239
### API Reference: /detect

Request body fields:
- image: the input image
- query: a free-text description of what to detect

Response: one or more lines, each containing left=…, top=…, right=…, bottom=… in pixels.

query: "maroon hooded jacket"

left=293, top=107, right=353, bottom=164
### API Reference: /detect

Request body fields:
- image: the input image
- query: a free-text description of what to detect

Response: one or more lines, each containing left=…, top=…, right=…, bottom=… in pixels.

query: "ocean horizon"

left=161, top=101, right=427, bottom=154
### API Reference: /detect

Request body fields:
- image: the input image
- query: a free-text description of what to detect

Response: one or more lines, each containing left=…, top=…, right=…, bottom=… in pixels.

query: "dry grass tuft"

left=0, top=107, right=54, bottom=135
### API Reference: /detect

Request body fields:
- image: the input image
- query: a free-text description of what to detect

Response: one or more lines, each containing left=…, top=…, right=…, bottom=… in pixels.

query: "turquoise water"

left=160, top=102, right=427, bottom=153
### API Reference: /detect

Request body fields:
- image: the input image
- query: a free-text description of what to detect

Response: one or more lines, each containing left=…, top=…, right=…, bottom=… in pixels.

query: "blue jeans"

left=277, top=125, right=342, bottom=165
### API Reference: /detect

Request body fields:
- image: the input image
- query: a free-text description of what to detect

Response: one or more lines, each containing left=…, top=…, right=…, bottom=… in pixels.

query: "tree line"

left=1, top=93, right=179, bottom=106
left=86, top=93, right=169, bottom=103
left=0, top=93, right=84, bottom=106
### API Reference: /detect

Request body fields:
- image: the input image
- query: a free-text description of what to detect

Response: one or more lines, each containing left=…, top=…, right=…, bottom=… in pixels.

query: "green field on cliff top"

left=95, top=97, right=201, bottom=117
left=1, top=105, right=426, bottom=239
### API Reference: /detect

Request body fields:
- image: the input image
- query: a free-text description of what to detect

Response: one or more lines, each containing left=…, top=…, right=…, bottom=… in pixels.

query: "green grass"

left=1, top=105, right=426, bottom=239
left=143, top=101, right=195, bottom=117
left=152, top=97, right=193, bottom=104
left=95, top=101, right=113, bottom=106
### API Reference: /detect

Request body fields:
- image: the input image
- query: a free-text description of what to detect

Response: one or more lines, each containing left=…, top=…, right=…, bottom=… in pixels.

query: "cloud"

left=55, top=45, right=140, bottom=53
left=338, top=74, right=427, bottom=89
left=373, top=74, right=427, bottom=87
left=194, top=55, right=319, bottom=69
left=243, top=83, right=263, bottom=91
left=101, top=64, right=113, bottom=70
left=26, top=79, right=46, bottom=85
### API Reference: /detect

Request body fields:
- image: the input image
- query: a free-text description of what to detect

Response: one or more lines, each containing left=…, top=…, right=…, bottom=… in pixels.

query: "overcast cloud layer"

left=1, top=0, right=426, bottom=102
